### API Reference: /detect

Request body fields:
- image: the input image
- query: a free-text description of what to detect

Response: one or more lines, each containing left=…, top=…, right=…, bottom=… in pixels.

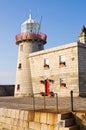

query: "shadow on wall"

left=79, top=92, right=86, bottom=97
left=73, top=112, right=86, bottom=130
left=0, top=85, right=15, bottom=96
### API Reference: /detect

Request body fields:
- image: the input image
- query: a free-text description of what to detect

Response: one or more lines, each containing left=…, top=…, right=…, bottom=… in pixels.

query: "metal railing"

left=70, top=91, right=86, bottom=112
left=0, top=91, right=86, bottom=112
left=32, top=91, right=86, bottom=112
left=32, top=93, right=58, bottom=112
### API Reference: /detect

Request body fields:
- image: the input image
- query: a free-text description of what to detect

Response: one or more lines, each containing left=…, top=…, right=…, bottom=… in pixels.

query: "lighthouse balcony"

left=15, top=32, right=47, bottom=44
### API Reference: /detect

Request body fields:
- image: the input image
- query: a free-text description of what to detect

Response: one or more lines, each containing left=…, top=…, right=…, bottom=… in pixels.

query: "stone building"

left=14, top=13, right=86, bottom=97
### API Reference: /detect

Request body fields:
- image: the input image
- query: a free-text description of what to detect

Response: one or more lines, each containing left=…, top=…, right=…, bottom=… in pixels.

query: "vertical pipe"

left=70, top=90, right=73, bottom=111
left=56, top=93, right=58, bottom=113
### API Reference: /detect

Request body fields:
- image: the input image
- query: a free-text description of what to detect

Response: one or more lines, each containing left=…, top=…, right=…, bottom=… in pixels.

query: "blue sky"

left=0, top=0, right=86, bottom=84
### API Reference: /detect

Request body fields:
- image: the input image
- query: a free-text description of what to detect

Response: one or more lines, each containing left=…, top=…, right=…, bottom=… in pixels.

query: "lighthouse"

left=14, top=13, right=47, bottom=97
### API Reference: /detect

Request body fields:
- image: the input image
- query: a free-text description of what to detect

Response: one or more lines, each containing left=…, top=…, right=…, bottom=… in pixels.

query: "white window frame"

left=59, top=55, right=66, bottom=66
left=44, top=58, right=49, bottom=68
left=60, top=78, right=66, bottom=87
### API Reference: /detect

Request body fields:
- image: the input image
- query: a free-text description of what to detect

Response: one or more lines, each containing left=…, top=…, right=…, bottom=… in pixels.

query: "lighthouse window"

left=60, top=78, right=66, bottom=88
left=44, top=58, right=49, bottom=69
left=38, top=44, right=42, bottom=50
left=20, top=45, right=23, bottom=51
left=18, top=63, right=22, bottom=69
left=59, top=55, right=66, bottom=67
left=17, top=84, right=20, bottom=91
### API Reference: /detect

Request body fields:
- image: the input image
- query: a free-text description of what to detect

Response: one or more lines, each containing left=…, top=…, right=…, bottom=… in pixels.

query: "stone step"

left=61, top=112, right=72, bottom=120
left=62, top=118, right=75, bottom=127
left=60, top=125, right=80, bottom=130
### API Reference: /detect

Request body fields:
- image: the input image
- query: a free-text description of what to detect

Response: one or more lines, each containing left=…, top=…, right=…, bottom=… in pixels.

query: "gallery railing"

left=0, top=91, right=85, bottom=112
left=32, top=93, right=58, bottom=112
left=32, top=91, right=86, bottom=112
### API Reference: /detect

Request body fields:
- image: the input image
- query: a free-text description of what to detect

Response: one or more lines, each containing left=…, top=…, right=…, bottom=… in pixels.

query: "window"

left=20, top=45, right=23, bottom=51
left=44, top=58, right=49, bottom=69
left=60, top=78, right=66, bottom=88
left=59, top=55, right=66, bottom=67
left=17, top=84, right=20, bottom=91
left=18, top=63, right=22, bottom=69
left=38, top=44, right=42, bottom=50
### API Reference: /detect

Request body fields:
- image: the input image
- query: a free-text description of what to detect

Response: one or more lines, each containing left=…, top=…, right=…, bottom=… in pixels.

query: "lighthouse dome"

left=21, top=13, right=40, bottom=33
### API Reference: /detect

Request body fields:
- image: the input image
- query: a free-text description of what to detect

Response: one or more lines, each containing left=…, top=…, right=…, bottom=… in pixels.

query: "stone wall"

left=15, top=39, right=45, bottom=97
left=15, top=42, right=33, bottom=97
left=0, top=108, right=59, bottom=130
left=15, top=39, right=86, bottom=97
left=0, top=107, right=86, bottom=130
left=29, top=42, right=79, bottom=96
left=73, top=112, right=86, bottom=130
left=0, top=85, right=14, bottom=96
left=78, top=43, right=86, bottom=92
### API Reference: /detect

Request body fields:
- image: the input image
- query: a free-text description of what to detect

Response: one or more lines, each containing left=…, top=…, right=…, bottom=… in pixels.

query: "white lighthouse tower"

left=14, top=13, right=47, bottom=97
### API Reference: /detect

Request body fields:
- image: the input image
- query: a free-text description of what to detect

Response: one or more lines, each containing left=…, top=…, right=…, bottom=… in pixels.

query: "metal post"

left=32, top=94, right=35, bottom=111
left=44, top=94, right=46, bottom=110
left=56, top=93, right=58, bottom=113
left=70, top=90, right=73, bottom=111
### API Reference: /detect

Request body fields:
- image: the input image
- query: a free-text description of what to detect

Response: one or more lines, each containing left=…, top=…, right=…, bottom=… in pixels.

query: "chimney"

left=78, top=25, right=86, bottom=44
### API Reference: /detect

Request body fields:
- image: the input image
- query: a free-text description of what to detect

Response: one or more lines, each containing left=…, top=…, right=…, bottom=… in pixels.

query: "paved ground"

left=0, top=96, right=85, bottom=113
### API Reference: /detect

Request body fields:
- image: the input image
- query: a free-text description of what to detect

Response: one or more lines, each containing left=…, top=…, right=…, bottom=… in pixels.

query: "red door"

left=45, top=80, right=50, bottom=96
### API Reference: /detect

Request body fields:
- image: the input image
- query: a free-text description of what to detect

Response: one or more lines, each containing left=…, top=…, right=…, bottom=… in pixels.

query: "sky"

left=0, top=0, right=86, bottom=84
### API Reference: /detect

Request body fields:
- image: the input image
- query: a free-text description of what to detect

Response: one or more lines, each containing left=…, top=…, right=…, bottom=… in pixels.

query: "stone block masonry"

left=0, top=108, right=59, bottom=130
left=0, top=107, right=85, bottom=130
left=29, top=42, right=79, bottom=96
